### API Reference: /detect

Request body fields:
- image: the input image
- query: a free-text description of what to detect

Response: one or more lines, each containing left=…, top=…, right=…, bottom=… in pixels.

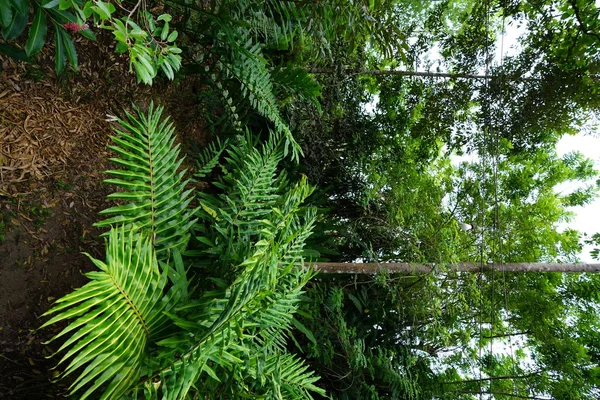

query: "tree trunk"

left=308, top=68, right=494, bottom=80
left=306, top=68, right=533, bottom=81
left=310, top=262, right=600, bottom=274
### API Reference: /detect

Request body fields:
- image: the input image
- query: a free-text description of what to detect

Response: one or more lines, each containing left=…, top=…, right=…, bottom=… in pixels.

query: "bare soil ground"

left=0, top=31, right=208, bottom=398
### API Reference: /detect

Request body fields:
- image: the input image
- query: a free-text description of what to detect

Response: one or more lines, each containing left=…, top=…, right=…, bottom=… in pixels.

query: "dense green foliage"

left=284, top=1, right=600, bottom=398
left=41, top=106, right=325, bottom=399
left=15, top=0, right=600, bottom=398
left=0, top=0, right=182, bottom=82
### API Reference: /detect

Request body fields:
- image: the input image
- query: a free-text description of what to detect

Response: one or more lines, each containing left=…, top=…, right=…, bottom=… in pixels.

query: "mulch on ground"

left=0, top=30, right=209, bottom=398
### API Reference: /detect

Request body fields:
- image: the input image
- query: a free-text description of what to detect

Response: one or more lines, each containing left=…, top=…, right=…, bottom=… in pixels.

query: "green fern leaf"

left=217, top=39, right=302, bottom=161
left=271, top=65, right=322, bottom=112
left=95, top=103, right=197, bottom=258
left=196, top=136, right=228, bottom=179
left=40, top=227, right=176, bottom=399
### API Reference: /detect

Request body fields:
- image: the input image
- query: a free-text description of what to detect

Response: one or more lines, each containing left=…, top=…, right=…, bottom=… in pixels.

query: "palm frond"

left=95, top=103, right=197, bottom=258
left=40, top=227, right=177, bottom=399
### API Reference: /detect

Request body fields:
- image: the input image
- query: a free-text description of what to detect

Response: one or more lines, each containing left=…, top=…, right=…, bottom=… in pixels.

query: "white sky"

left=556, top=134, right=600, bottom=261
left=495, top=19, right=600, bottom=262
left=371, top=12, right=600, bottom=262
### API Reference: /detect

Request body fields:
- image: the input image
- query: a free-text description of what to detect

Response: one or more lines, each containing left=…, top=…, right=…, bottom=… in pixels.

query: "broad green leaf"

left=10, top=0, right=28, bottom=14
left=0, top=2, right=13, bottom=26
left=115, top=41, right=128, bottom=53
left=25, top=7, right=48, bottom=56
left=160, top=22, right=169, bottom=40
left=58, top=0, right=70, bottom=11
left=91, top=0, right=114, bottom=21
left=136, top=54, right=155, bottom=76
left=46, top=7, right=76, bottom=24
left=42, top=0, right=60, bottom=8
left=79, top=28, right=96, bottom=40
left=144, top=11, right=155, bottom=32
left=59, top=28, right=77, bottom=71
left=166, top=30, right=178, bottom=42
left=1, top=5, right=28, bottom=40
left=133, top=62, right=152, bottom=84
left=156, top=13, right=171, bottom=22
left=161, top=59, right=174, bottom=80
left=82, top=1, right=93, bottom=18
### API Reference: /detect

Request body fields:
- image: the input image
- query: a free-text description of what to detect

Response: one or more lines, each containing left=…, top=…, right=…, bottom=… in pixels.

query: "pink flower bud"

left=63, top=22, right=90, bottom=32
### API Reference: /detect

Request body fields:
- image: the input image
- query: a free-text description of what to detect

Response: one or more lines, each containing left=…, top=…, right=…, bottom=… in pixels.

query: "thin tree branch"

left=568, top=0, right=600, bottom=43
left=442, top=371, right=541, bottom=386
left=482, top=330, right=531, bottom=339
left=451, top=390, right=551, bottom=400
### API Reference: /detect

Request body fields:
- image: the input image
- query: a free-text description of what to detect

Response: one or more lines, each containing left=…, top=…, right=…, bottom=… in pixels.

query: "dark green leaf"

left=53, top=24, right=66, bottom=74
left=10, top=0, right=28, bottom=14
left=115, top=41, right=128, bottom=53
left=59, top=28, right=77, bottom=71
left=42, top=0, right=60, bottom=8
left=79, top=27, right=96, bottom=40
left=25, top=7, right=47, bottom=56
left=0, top=43, right=32, bottom=62
left=1, top=5, right=28, bottom=40
left=47, top=8, right=75, bottom=23
left=0, top=2, right=14, bottom=27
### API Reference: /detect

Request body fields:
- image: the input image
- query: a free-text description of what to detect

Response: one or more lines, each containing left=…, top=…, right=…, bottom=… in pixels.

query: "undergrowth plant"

left=40, top=104, right=325, bottom=400
left=0, top=0, right=181, bottom=83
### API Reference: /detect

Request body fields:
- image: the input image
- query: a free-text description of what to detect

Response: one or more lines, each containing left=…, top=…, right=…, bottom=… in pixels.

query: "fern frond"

left=154, top=218, right=319, bottom=399
left=195, top=133, right=285, bottom=268
left=250, top=266, right=316, bottom=354
left=95, top=103, right=197, bottom=258
left=262, top=353, right=326, bottom=399
left=196, top=136, right=229, bottom=179
left=271, top=65, right=322, bottom=112
left=152, top=245, right=275, bottom=399
left=216, top=39, right=301, bottom=161
left=40, top=227, right=175, bottom=399
left=223, top=0, right=301, bottom=50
